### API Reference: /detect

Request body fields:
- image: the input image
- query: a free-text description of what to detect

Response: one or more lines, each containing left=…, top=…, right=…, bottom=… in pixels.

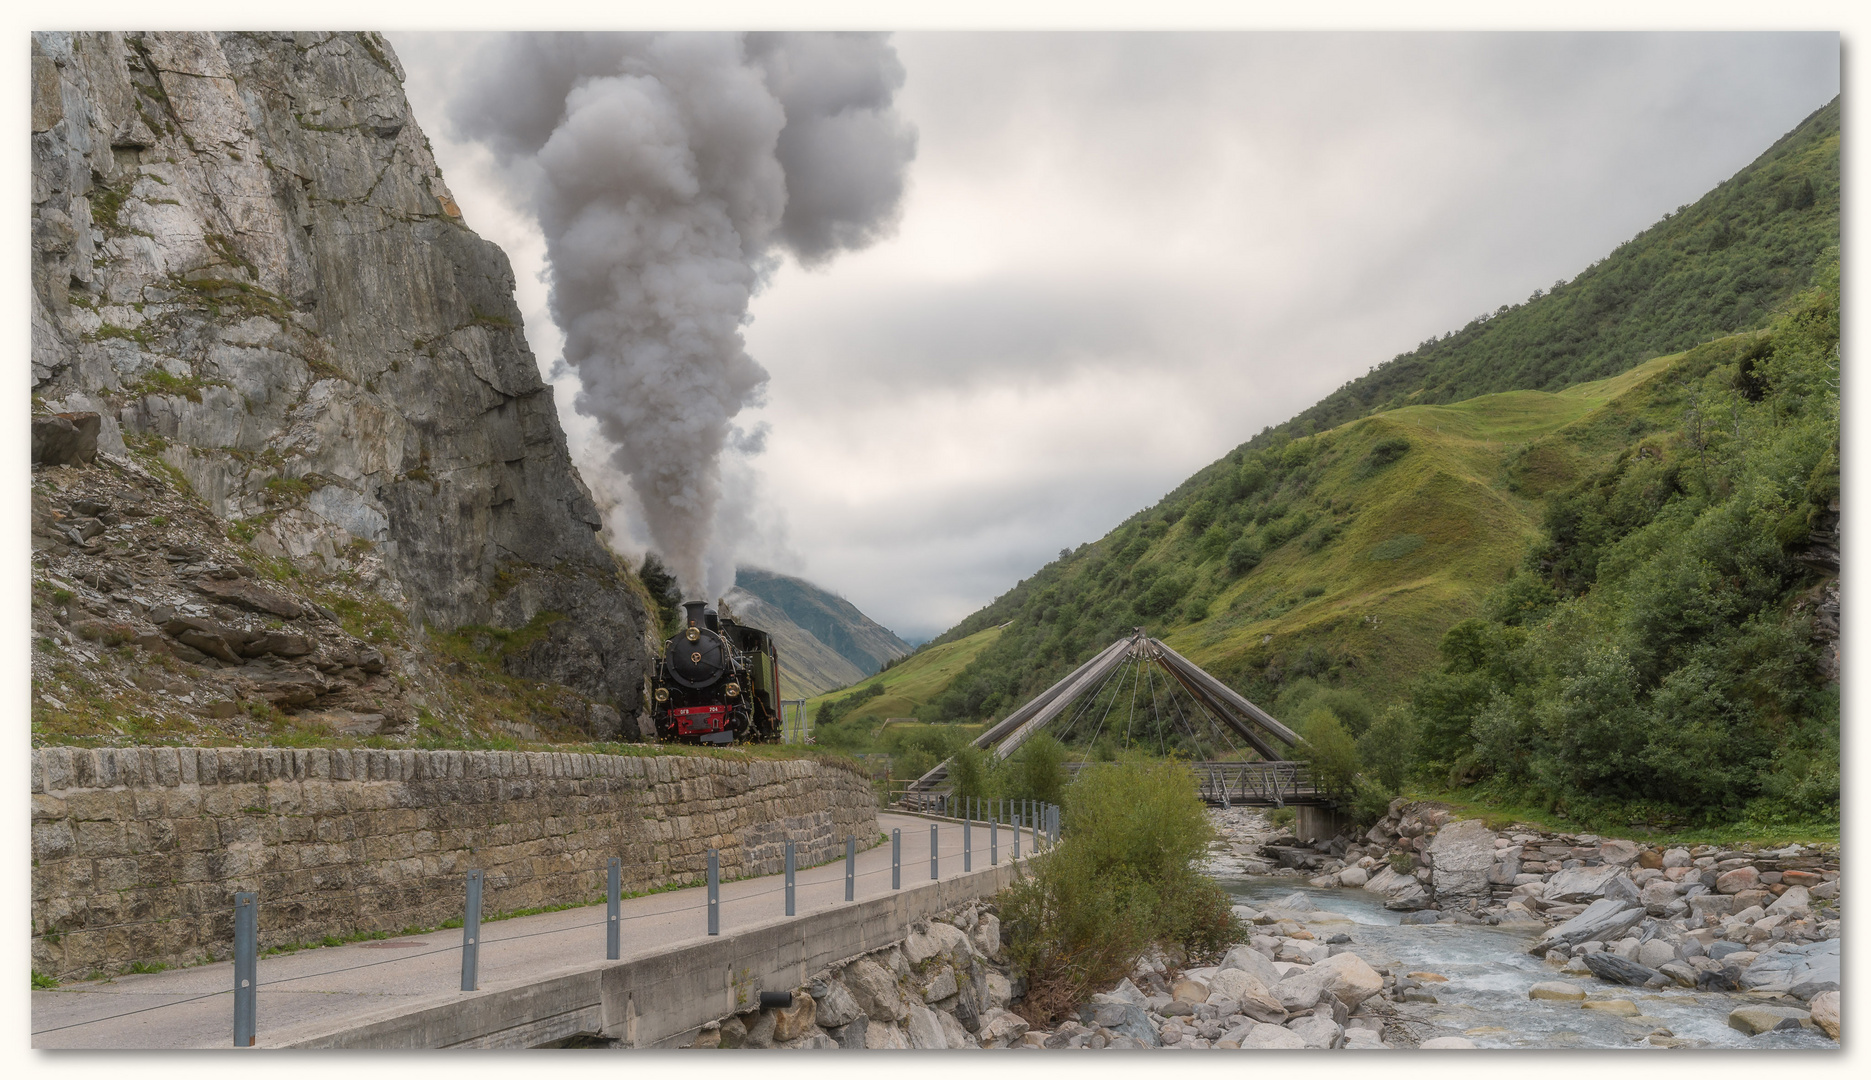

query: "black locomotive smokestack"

left=684, top=600, right=708, bottom=629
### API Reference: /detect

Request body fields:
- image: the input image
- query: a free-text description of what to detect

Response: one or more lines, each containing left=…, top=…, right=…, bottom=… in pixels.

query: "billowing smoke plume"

left=451, top=33, right=915, bottom=597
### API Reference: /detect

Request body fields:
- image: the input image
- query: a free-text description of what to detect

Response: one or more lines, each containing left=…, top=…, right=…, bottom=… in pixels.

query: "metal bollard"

left=845, top=836, right=855, bottom=901
left=964, top=817, right=972, bottom=872
left=1014, top=811, right=1021, bottom=859
left=607, top=857, right=621, bottom=960
left=706, top=849, right=720, bottom=936
left=461, top=869, right=483, bottom=991
left=892, top=828, right=901, bottom=890
left=930, top=824, right=938, bottom=880
left=991, top=817, right=998, bottom=865
left=785, top=840, right=796, bottom=916
left=233, top=892, right=257, bottom=1046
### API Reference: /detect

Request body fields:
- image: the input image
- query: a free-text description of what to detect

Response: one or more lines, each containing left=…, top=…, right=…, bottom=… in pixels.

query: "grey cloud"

left=446, top=32, right=915, bottom=599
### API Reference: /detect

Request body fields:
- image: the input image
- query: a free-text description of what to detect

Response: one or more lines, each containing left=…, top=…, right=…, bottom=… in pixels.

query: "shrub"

left=1298, top=708, right=1358, bottom=797
left=1225, top=536, right=1262, bottom=576
left=999, top=760, right=1243, bottom=1023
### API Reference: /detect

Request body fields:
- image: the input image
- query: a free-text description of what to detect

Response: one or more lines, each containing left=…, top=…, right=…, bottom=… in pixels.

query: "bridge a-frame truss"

left=907, top=628, right=1302, bottom=795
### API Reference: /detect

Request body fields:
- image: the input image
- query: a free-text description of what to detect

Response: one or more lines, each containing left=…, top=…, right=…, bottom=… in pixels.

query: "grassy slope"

left=1166, top=353, right=1680, bottom=697
left=806, top=624, right=1006, bottom=724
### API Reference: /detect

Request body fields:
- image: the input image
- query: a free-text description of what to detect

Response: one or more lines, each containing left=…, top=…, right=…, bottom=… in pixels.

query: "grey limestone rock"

left=31, top=32, right=653, bottom=714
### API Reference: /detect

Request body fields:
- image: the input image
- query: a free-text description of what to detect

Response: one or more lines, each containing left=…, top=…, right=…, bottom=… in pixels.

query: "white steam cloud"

left=450, top=32, right=916, bottom=598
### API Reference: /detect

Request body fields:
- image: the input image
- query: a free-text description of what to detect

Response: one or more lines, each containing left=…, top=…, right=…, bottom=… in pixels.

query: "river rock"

left=1342, top=1027, right=1386, bottom=1049
left=1528, top=981, right=1586, bottom=1001
left=1545, top=865, right=1636, bottom=904
left=1657, top=961, right=1698, bottom=988
left=1639, top=880, right=1679, bottom=915
left=1740, top=939, right=1839, bottom=999
left=1728, top=1005, right=1812, bottom=1036
left=1582, top=952, right=1660, bottom=987
left=1716, top=866, right=1761, bottom=894
left=1419, top=1036, right=1479, bottom=1048
left=1276, top=951, right=1383, bottom=1011
left=1171, top=978, right=1209, bottom=1004
left=1688, top=894, right=1734, bottom=920
left=1219, top=944, right=1283, bottom=989
left=1635, top=939, right=1677, bottom=970
left=974, top=1009, right=1029, bottom=1048
left=1339, top=866, right=1369, bottom=887
left=1240, top=1021, right=1308, bottom=1049
left=1528, top=898, right=1647, bottom=955
left=1086, top=1002, right=1158, bottom=1047
left=1809, top=991, right=1839, bottom=1039
left=1285, top=1014, right=1342, bottom=1049
left=1579, top=999, right=1640, bottom=1016
left=935, top=1008, right=975, bottom=1048
left=1427, top=818, right=1497, bottom=899
left=1207, top=970, right=1287, bottom=1023
left=1766, top=886, right=1811, bottom=915
left=844, top=959, right=909, bottom=1022
left=1596, top=839, right=1640, bottom=866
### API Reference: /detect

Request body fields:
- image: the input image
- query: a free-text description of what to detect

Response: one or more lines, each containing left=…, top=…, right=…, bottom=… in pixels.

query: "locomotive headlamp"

left=725, top=682, right=740, bottom=698
left=654, top=687, right=669, bottom=702
left=686, top=627, right=701, bottom=642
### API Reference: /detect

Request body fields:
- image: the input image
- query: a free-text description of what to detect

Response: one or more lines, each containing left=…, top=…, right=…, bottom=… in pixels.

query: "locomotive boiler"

left=649, top=599, right=783, bottom=744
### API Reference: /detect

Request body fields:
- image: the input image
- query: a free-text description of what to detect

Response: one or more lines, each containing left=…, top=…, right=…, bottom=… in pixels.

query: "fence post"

left=892, top=828, right=901, bottom=890
left=706, top=849, right=720, bottom=935
left=845, top=836, right=855, bottom=901
left=1013, top=811, right=1021, bottom=859
left=991, top=817, right=998, bottom=865
left=607, top=857, right=621, bottom=960
left=461, top=869, right=483, bottom=991
left=964, top=816, right=972, bottom=872
left=785, top=840, right=797, bottom=916
left=233, top=892, right=256, bottom=1047
left=930, top=823, right=938, bottom=880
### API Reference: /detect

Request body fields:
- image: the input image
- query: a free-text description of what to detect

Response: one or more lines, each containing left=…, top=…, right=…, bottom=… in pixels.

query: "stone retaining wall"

left=30, top=747, right=878, bottom=979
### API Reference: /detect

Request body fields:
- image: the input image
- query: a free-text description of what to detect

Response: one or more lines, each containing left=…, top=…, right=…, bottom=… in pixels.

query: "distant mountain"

left=724, top=568, right=912, bottom=699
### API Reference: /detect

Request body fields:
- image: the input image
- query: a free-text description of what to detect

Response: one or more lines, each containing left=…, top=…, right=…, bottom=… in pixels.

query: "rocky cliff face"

left=31, top=32, right=655, bottom=718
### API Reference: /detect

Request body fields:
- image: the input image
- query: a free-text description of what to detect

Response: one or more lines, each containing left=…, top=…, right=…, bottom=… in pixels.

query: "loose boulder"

left=1528, top=898, right=1647, bottom=955
left=1426, top=818, right=1497, bottom=899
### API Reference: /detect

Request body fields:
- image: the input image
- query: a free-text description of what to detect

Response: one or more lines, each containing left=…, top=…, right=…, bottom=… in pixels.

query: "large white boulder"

left=1427, top=818, right=1497, bottom=899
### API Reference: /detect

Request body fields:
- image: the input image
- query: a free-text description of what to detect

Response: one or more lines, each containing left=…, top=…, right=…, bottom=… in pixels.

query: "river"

left=1218, top=876, right=1833, bottom=1049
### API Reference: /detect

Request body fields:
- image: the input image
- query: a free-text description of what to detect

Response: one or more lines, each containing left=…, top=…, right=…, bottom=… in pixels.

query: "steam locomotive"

left=648, top=599, right=784, bottom=744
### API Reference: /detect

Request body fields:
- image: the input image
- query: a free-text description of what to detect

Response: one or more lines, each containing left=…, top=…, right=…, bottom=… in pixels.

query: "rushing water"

left=1218, top=877, right=1832, bottom=1050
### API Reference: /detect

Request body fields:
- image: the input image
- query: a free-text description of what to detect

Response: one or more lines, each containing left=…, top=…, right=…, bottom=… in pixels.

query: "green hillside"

left=806, top=623, right=1006, bottom=726
left=1250, top=97, right=1838, bottom=446
left=922, top=350, right=1686, bottom=723
left=876, top=100, right=1839, bottom=827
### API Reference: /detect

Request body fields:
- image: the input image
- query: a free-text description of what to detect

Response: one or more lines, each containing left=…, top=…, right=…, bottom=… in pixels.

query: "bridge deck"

left=30, top=813, right=1025, bottom=1050
left=901, top=761, right=1331, bottom=813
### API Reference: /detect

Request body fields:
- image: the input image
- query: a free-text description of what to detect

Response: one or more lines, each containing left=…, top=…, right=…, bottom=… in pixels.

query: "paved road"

left=31, top=812, right=1043, bottom=1049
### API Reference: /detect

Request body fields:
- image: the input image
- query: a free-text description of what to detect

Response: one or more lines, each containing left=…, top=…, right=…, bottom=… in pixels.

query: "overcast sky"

left=390, top=31, right=1838, bottom=642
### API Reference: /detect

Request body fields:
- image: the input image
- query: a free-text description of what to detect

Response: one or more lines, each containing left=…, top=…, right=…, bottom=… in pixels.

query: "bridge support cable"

left=1150, top=639, right=1300, bottom=746
left=905, top=628, right=1297, bottom=799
